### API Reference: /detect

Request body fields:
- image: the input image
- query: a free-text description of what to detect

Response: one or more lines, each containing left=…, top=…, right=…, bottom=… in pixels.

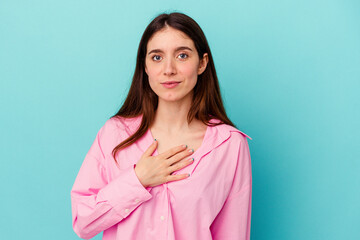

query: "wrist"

left=134, top=164, right=148, bottom=188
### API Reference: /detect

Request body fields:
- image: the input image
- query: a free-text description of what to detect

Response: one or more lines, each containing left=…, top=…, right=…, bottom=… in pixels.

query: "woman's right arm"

left=71, top=126, right=153, bottom=239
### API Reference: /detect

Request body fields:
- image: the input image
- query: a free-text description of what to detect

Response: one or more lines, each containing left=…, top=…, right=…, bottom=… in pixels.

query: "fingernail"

left=187, top=173, right=191, bottom=177
left=154, top=139, right=157, bottom=142
left=188, top=149, right=194, bottom=153
left=182, top=144, right=187, bottom=148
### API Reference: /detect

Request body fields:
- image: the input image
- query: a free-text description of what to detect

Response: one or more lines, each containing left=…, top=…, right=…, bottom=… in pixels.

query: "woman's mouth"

left=161, top=81, right=181, bottom=89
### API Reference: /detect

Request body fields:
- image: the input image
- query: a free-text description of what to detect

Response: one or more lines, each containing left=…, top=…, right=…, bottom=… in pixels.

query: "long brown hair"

left=111, top=12, right=235, bottom=163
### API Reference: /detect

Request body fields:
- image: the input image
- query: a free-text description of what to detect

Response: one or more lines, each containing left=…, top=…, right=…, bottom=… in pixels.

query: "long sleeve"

left=210, top=135, right=252, bottom=240
left=71, top=125, right=153, bottom=239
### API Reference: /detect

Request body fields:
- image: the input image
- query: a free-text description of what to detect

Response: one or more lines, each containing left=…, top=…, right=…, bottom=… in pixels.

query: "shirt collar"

left=118, top=115, right=251, bottom=176
left=122, top=114, right=251, bottom=154
left=198, top=118, right=251, bottom=159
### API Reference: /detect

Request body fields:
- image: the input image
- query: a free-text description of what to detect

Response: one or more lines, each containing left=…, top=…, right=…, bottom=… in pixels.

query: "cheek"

left=145, top=60, right=153, bottom=75
left=181, top=63, right=199, bottom=79
left=145, top=65, right=159, bottom=91
left=145, top=64, right=161, bottom=79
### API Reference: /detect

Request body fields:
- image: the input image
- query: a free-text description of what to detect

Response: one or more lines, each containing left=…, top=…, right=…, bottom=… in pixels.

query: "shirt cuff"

left=97, top=164, right=153, bottom=218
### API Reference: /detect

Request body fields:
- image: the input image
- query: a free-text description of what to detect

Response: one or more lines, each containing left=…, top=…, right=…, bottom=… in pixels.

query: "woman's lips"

left=161, top=81, right=180, bottom=89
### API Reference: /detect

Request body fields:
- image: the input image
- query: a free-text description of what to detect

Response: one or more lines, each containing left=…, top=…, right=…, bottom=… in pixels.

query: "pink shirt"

left=71, top=115, right=252, bottom=240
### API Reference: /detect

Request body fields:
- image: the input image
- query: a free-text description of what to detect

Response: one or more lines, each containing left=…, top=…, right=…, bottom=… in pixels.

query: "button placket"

left=158, top=181, right=169, bottom=225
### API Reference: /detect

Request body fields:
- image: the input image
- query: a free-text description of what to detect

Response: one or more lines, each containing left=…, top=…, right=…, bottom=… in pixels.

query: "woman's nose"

left=163, top=58, right=177, bottom=76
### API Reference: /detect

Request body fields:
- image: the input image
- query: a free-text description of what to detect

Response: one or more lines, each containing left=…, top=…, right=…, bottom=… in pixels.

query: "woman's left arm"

left=210, top=134, right=252, bottom=240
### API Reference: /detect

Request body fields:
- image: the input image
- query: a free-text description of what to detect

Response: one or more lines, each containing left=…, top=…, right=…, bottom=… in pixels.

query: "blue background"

left=1, top=0, right=359, bottom=239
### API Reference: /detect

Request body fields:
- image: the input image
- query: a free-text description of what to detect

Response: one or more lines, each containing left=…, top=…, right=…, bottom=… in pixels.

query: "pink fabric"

left=71, top=115, right=252, bottom=240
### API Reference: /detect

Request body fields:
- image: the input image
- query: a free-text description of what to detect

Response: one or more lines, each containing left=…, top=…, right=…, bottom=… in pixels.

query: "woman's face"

left=145, top=26, right=208, bottom=103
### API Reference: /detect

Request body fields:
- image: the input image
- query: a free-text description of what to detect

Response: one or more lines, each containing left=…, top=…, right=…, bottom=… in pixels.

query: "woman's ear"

left=198, top=53, right=209, bottom=75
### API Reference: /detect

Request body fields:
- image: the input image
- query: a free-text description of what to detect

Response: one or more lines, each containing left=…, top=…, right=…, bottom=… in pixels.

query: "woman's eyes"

left=178, top=53, right=188, bottom=59
left=152, top=55, right=162, bottom=61
left=151, top=53, right=188, bottom=61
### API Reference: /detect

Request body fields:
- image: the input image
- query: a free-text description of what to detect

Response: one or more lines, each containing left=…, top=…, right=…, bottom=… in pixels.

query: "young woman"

left=71, top=12, right=252, bottom=240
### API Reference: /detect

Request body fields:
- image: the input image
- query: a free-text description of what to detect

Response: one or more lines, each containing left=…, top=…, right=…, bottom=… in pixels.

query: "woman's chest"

left=158, top=149, right=237, bottom=220
left=105, top=133, right=238, bottom=221
left=151, top=129, right=206, bottom=155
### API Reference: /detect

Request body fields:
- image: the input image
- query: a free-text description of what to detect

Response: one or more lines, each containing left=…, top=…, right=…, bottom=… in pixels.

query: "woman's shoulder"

left=200, top=119, right=251, bottom=158
left=96, top=115, right=142, bottom=144
left=209, top=118, right=252, bottom=141
left=101, top=115, right=142, bottom=132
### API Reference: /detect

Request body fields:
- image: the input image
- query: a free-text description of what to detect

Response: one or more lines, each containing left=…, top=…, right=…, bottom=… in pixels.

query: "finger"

left=143, top=139, right=158, bottom=157
left=168, top=148, right=194, bottom=166
left=158, top=144, right=187, bottom=159
left=168, top=157, right=194, bottom=173
left=167, top=173, right=190, bottom=183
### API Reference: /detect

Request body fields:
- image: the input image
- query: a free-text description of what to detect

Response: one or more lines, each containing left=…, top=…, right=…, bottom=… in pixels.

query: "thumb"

left=143, top=139, right=158, bottom=157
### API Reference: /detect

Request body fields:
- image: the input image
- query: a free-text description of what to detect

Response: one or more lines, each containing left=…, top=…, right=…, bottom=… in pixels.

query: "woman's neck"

left=152, top=96, right=195, bottom=135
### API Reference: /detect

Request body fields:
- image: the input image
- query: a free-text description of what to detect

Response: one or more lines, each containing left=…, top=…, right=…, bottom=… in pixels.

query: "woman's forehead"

left=147, top=27, right=195, bottom=51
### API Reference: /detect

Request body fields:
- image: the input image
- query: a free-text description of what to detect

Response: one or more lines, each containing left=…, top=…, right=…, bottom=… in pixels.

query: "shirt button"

left=125, top=209, right=129, bottom=213
left=135, top=199, right=140, bottom=203
left=160, top=216, right=165, bottom=221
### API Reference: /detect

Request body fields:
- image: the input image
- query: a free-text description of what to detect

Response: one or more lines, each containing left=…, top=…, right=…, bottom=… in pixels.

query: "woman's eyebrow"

left=148, top=46, right=193, bottom=55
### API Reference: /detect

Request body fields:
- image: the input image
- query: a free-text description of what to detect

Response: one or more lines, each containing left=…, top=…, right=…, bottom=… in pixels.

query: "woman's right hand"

left=134, top=140, right=195, bottom=188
